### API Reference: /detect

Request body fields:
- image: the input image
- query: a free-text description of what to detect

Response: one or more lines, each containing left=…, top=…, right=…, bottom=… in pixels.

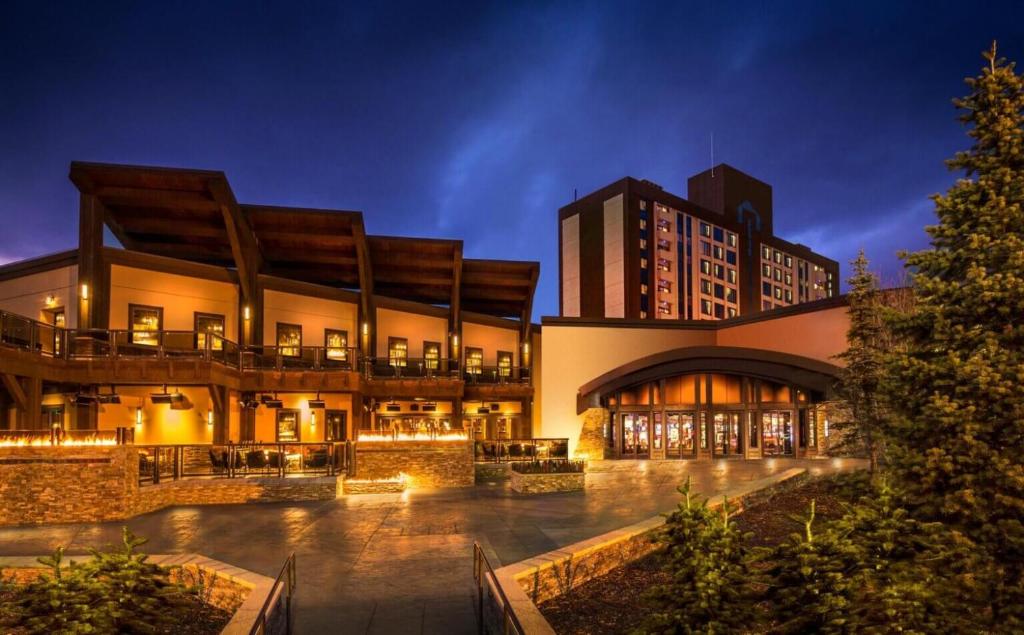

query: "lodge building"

left=0, top=162, right=539, bottom=446
left=0, top=161, right=851, bottom=465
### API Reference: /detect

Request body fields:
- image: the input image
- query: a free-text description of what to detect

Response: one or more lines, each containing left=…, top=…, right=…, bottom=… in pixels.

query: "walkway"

left=0, top=458, right=860, bottom=634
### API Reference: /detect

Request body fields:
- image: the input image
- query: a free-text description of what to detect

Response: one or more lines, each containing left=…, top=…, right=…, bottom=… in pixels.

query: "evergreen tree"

left=641, top=477, right=753, bottom=634
left=885, top=41, right=1024, bottom=630
left=832, top=250, right=887, bottom=474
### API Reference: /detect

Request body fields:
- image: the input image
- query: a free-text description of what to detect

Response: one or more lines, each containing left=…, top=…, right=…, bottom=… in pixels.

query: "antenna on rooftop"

left=573, top=188, right=578, bottom=202
left=710, top=131, right=715, bottom=177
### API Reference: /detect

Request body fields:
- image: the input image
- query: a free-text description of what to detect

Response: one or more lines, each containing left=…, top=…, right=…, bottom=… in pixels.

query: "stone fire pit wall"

left=509, top=470, right=585, bottom=494
left=354, top=439, right=474, bottom=488
left=0, top=445, right=139, bottom=525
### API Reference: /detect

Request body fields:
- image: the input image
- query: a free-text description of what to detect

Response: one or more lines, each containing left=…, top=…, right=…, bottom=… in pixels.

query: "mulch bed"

left=538, top=475, right=853, bottom=635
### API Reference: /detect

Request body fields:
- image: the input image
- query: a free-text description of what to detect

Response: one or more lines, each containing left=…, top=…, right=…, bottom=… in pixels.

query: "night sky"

left=2, top=1, right=1022, bottom=319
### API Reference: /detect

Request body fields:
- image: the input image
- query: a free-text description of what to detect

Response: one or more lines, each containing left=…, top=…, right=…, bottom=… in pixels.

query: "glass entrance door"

left=665, top=412, right=695, bottom=458
left=621, top=413, right=650, bottom=458
left=325, top=410, right=346, bottom=441
left=762, top=411, right=794, bottom=456
left=713, top=412, right=742, bottom=457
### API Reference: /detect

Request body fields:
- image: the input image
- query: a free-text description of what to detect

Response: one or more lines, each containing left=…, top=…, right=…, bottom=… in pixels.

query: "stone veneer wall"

left=355, top=439, right=474, bottom=488
left=509, top=470, right=585, bottom=494
left=576, top=408, right=610, bottom=460
left=475, top=462, right=511, bottom=482
left=0, top=446, right=139, bottom=525
left=0, top=445, right=341, bottom=526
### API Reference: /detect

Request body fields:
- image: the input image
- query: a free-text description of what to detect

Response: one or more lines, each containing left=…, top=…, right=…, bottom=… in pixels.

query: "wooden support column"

left=450, top=243, right=463, bottom=373
left=353, top=218, right=375, bottom=359
left=520, top=266, right=539, bottom=377
left=210, top=179, right=263, bottom=346
left=208, top=384, right=229, bottom=444
left=77, top=194, right=109, bottom=329
left=521, top=397, right=533, bottom=438
left=349, top=392, right=364, bottom=440
left=1, top=374, right=42, bottom=430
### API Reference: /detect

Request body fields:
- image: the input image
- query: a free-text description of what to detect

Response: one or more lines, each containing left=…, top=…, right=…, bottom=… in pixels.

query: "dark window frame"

left=194, top=312, right=225, bottom=351
left=276, top=322, right=302, bottom=357
left=466, top=346, right=483, bottom=374
left=325, top=328, right=349, bottom=360
left=423, top=340, right=441, bottom=370
left=275, top=408, right=301, bottom=442
left=388, top=336, right=408, bottom=367
left=128, top=304, right=163, bottom=346
left=497, top=350, right=513, bottom=377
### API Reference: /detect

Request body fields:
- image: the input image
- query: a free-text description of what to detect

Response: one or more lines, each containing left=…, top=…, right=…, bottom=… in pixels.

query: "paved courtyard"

left=0, top=458, right=860, bottom=634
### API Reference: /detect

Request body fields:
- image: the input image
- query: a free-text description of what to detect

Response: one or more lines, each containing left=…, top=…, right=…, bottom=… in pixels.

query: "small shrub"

left=511, top=459, right=585, bottom=474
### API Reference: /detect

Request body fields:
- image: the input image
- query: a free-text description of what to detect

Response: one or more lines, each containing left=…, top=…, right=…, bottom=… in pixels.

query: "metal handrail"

left=474, top=438, right=570, bottom=463
left=137, top=441, right=352, bottom=485
left=249, top=552, right=295, bottom=635
left=473, top=542, right=523, bottom=635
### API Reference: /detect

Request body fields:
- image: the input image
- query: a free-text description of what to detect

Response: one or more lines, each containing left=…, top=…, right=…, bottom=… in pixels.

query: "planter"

left=510, top=470, right=585, bottom=494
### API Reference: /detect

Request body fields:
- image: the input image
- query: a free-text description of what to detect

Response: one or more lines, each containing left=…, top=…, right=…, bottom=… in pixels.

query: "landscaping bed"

left=538, top=474, right=854, bottom=635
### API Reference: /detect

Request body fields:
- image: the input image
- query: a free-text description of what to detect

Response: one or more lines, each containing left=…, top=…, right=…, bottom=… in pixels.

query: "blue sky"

left=1, top=1, right=1022, bottom=318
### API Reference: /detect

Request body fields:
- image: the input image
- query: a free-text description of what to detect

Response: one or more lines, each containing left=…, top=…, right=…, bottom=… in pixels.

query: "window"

left=640, top=283, right=648, bottom=295
left=774, top=286, right=783, bottom=300
left=727, top=307, right=738, bottom=318
left=497, top=350, right=512, bottom=377
left=194, top=312, right=225, bottom=351
left=639, top=238, right=647, bottom=250
left=466, top=347, right=483, bottom=375
left=388, top=337, right=408, bottom=368
left=762, top=263, right=771, bottom=277
left=726, top=287, right=737, bottom=303
left=700, top=222, right=711, bottom=237
left=785, top=289, right=793, bottom=303
left=785, top=272, right=792, bottom=285
left=424, top=341, right=441, bottom=370
left=763, top=300, right=773, bottom=310
left=276, top=323, right=302, bottom=357
left=129, top=305, right=163, bottom=346
left=701, top=279, right=712, bottom=294
left=657, top=219, right=671, bottom=233
left=700, top=259, right=711, bottom=275
left=713, top=245, right=724, bottom=260
left=657, top=279, right=672, bottom=294
left=276, top=410, right=300, bottom=442
left=701, top=241, right=711, bottom=256
left=714, top=283, right=725, bottom=299
left=774, top=251, right=783, bottom=264
left=657, top=258, right=671, bottom=272
left=712, top=227, right=724, bottom=243
left=701, top=299, right=713, bottom=316
left=714, top=303, right=725, bottom=319
left=784, top=255, right=793, bottom=268
left=727, top=268, right=737, bottom=284
left=762, top=245, right=771, bottom=259
left=657, top=301, right=672, bottom=315
left=726, top=232, right=737, bottom=247
left=725, top=250, right=736, bottom=265
left=657, top=238, right=671, bottom=252
left=640, top=257, right=648, bottom=269
left=639, top=218, right=647, bottom=230
left=774, top=267, right=782, bottom=282
left=763, top=281, right=772, bottom=296
left=713, top=264, right=724, bottom=280
left=325, top=329, right=348, bottom=360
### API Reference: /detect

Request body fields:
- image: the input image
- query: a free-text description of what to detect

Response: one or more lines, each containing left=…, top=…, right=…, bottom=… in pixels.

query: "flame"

left=346, top=471, right=408, bottom=485
left=0, top=436, right=117, bottom=448
left=357, top=432, right=468, bottom=442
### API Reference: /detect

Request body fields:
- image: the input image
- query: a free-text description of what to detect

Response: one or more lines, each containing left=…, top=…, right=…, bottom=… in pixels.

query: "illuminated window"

left=129, top=304, right=162, bottom=346
left=785, top=289, right=793, bottom=303
left=700, top=222, right=711, bottom=237
left=726, top=232, right=737, bottom=247
left=714, top=264, right=724, bottom=280
left=466, top=347, right=483, bottom=375
left=713, top=245, right=724, bottom=260
left=657, top=238, right=671, bottom=252
left=727, top=268, right=737, bottom=284
left=657, top=219, right=671, bottom=233
left=701, top=279, right=712, bottom=294
left=784, top=255, right=793, bottom=268
left=774, top=286, right=783, bottom=300
left=774, top=267, right=782, bottom=281
left=641, top=257, right=648, bottom=269
left=657, top=258, right=671, bottom=272
left=640, top=238, right=647, bottom=249
left=326, top=329, right=348, bottom=360
left=658, top=301, right=672, bottom=315
left=497, top=350, right=512, bottom=377
left=277, top=323, right=302, bottom=357
left=424, top=340, right=440, bottom=370
left=700, top=259, right=711, bottom=275
left=727, top=307, right=738, bottom=318
left=388, top=337, right=408, bottom=368
left=658, top=279, right=672, bottom=294
left=762, top=245, right=771, bottom=259
left=194, top=312, right=224, bottom=351
left=762, top=263, right=771, bottom=277
left=726, top=287, right=737, bottom=303
left=639, top=218, right=647, bottom=230
left=774, top=251, right=783, bottom=264
left=701, top=299, right=712, bottom=316
left=785, top=272, right=792, bottom=285
left=276, top=409, right=300, bottom=442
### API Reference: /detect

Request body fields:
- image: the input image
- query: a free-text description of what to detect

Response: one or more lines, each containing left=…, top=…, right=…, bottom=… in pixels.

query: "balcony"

left=0, top=310, right=533, bottom=387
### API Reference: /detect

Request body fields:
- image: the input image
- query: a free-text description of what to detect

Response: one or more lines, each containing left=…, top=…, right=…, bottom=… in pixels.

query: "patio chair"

left=267, top=451, right=285, bottom=469
left=246, top=450, right=268, bottom=470
left=208, top=449, right=227, bottom=472
left=508, top=443, right=523, bottom=459
left=305, top=450, right=328, bottom=470
left=551, top=441, right=569, bottom=459
left=483, top=442, right=498, bottom=461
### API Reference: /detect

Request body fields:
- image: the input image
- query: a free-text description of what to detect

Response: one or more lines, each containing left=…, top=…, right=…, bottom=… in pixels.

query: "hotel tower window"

left=129, top=304, right=162, bottom=346
left=466, top=347, right=483, bottom=375
left=194, top=312, right=225, bottom=351
left=497, top=351, right=512, bottom=378
left=276, top=323, right=302, bottom=357
left=388, top=337, right=408, bottom=368
left=424, top=341, right=440, bottom=370
left=325, top=329, right=348, bottom=360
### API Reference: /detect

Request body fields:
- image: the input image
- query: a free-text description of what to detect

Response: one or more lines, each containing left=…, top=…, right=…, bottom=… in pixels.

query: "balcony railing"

left=0, top=310, right=531, bottom=384
left=137, top=441, right=353, bottom=485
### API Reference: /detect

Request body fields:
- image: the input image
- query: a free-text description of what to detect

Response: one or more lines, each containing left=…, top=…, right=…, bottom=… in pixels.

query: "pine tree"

left=832, top=250, right=887, bottom=474
left=885, top=41, right=1024, bottom=630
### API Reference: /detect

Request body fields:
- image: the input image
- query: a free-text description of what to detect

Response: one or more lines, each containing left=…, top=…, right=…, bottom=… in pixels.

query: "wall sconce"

left=207, top=410, right=214, bottom=427
left=523, top=342, right=530, bottom=355
left=135, top=407, right=142, bottom=427
left=45, top=294, right=57, bottom=307
left=452, top=334, right=459, bottom=349
left=361, top=322, right=368, bottom=336
left=243, top=305, right=251, bottom=320
left=80, top=284, right=89, bottom=300
left=310, top=411, right=317, bottom=431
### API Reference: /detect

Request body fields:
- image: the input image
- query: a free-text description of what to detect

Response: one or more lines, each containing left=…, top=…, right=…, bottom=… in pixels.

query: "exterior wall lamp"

left=362, top=322, right=368, bottom=336
left=80, top=284, right=89, bottom=300
left=135, top=406, right=142, bottom=427
left=243, top=305, right=251, bottom=321
left=207, top=410, right=214, bottom=428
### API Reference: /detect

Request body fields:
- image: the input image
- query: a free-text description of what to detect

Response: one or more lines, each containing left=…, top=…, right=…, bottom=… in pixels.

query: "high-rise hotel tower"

left=559, top=164, right=838, bottom=320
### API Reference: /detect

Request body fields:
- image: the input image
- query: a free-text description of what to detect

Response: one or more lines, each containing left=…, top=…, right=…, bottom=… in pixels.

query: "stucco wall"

left=0, top=265, right=78, bottom=328
left=375, top=307, right=447, bottom=358
left=716, top=305, right=849, bottom=366
left=462, top=321, right=520, bottom=366
left=109, top=265, right=239, bottom=340
left=252, top=392, right=353, bottom=443
left=96, top=385, right=215, bottom=445
left=263, top=289, right=357, bottom=350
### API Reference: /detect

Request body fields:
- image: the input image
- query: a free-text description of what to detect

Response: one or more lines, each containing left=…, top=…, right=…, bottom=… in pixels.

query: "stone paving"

left=0, top=458, right=861, bottom=634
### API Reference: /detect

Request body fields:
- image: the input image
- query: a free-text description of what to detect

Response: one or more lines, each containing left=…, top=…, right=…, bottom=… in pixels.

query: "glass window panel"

left=130, top=305, right=162, bottom=346
left=277, top=323, right=302, bottom=357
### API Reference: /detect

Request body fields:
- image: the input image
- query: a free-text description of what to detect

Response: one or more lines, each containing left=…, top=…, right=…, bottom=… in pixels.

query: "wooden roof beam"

left=209, top=178, right=262, bottom=301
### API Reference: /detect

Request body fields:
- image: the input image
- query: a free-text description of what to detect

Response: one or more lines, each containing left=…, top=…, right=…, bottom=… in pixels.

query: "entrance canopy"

left=576, top=345, right=841, bottom=414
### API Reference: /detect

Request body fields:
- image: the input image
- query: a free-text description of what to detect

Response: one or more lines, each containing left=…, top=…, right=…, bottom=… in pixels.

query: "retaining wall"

left=355, top=439, right=474, bottom=488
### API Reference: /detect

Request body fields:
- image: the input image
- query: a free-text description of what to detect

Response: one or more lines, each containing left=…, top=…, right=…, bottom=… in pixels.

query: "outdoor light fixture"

left=150, top=385, right=184, bottom=405
left=260, top=393, right=283, bottom=408
left=362, top=322, right=368, bottom=336
left=385, top=402, right=401, bottom=413
left=310, top=412, right=317, bottom=431
left=240, top=397, right=261, bottom=409
left=96, top=387, right=121, bottom=405
left=45, top=294, right=56, bottom=307
left=74, top=392, right=98, bottom=406
left=207, top=410, right=214, bottom=427
left=477, top=407, right=490, bottom=414
left=135, top=407, right=142, bottom=427
left=80, top=283, right=88, bottom=300
left=307, top=392, right=325, bottom=409
left=243, top=305, right=251, bottom=320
